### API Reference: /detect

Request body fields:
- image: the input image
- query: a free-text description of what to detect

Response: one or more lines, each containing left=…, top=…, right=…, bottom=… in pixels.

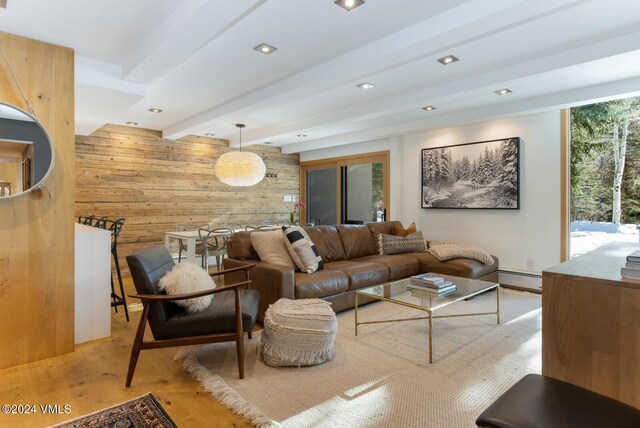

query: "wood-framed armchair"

left=125, top=245, right=260, bottom=387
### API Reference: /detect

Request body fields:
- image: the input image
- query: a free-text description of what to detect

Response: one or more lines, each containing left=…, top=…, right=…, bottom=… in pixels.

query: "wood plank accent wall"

left=75, top=125, right=299, bottom=274
left=0, top=33, right=75, bottom=369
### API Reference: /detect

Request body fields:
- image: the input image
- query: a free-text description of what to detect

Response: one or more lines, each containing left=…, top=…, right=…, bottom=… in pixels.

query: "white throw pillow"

left=250, top=229, right=296, bottom=268
left=158, top=262, right=216, bottom=313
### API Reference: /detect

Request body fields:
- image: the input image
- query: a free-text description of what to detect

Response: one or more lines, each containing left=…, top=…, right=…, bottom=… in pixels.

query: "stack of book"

left=621, top=250, right=640, bottom=279
left=408, top=273, right=457, bottom=296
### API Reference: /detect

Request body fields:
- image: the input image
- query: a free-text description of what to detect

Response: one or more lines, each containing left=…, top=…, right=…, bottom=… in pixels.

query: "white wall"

left=301, top=112, right=562, bottom=273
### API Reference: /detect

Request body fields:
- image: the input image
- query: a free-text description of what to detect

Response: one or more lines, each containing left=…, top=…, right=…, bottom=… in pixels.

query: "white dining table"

left=164, top=230, right=231, bottom=265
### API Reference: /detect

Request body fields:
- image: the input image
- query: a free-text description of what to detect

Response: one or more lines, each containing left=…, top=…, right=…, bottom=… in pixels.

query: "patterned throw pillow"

left=379, top=231, right=427, bottom=255
left=283, top=226, right=324, bottom=274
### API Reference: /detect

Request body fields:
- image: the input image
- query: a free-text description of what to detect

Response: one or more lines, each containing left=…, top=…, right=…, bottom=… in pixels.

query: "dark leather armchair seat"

left=476, top=374, right=640, bottom=428
left=125, top=245, right=259, bottom=387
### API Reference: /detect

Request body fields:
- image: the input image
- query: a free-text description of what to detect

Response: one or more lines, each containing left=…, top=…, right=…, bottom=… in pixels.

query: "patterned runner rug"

left=50, top=393, right=176, bottom=428
left=177, top=289, right=541, bottom=428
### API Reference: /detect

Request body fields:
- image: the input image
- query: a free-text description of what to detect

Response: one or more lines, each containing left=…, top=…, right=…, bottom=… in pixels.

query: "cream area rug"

left=176, top=289, right=541, bottom=427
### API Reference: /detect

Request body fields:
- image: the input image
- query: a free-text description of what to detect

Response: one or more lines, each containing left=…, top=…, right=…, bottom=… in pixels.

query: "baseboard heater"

left=499, top=270, right=542, bottom=293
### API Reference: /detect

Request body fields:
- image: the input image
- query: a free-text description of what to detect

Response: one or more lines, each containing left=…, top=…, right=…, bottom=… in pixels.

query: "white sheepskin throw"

left=158, top=262, right=216, bottom=313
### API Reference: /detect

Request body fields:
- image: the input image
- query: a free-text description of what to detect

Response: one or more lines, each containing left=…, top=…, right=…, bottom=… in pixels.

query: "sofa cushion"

left=304, top=225, right=347, bottom=262
left=367, top=221, right=397, bottom=253
left=294, top=270, right=349, bottom=299
left=325, top=260, right=389, bottom=290
left=379, top=231, right=426, bottom=255
left=337, top=224, right=378, bottom=259
left=227, top=231, right=259, bottom=260
left=405, top=252, right=499, bottom=279
left=366, top=221, right=397, bottom=236
left=157, top=289, right=260, bottom=340
left=353, top=255, right=420, bottom=280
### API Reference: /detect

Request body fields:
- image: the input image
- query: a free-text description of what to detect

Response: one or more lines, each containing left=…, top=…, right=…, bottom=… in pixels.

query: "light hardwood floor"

left=0, top=277, right=252, bottom=428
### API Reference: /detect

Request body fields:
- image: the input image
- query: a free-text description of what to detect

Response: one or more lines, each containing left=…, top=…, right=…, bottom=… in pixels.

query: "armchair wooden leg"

left=248, top=330, right=252, bottom=339
left=126, top=304, right=149, bottom=387
left=234, top=289, right=245, bottom=379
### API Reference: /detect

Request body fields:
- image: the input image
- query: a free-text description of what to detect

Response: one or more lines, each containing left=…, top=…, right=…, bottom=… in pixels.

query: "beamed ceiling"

left=1, top=0, right=640, bottom=153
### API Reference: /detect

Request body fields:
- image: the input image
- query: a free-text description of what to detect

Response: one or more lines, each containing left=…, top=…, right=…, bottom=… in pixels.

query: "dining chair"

left=245, top=225, right=276, bottom=231
left=198, top=227, right=233, bottom=270
left=221, top=223, right=242, bottom=233
left=176, top=223, right=208, bottom=263
left=125, top=245, right=260, bottom=387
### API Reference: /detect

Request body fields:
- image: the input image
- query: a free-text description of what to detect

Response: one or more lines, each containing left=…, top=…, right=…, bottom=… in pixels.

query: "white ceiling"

left=1, top=0, right=640, bottom=153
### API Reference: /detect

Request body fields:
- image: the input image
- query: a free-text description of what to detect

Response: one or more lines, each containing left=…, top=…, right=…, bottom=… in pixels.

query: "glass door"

left=300, top=151, right=389, bottom=225
left=306, top=167, right=337, bottom=225
left=342, top=162, right=385, bottom=223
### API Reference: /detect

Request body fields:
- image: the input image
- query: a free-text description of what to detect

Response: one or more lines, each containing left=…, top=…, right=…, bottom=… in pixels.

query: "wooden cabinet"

left=542, top=242, right=640, bottom=409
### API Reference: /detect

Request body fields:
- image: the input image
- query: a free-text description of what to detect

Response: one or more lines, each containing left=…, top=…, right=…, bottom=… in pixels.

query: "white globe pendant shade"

left=215, top=150, right=266, bottom=186
left=214, top=123, right=266, bottom=186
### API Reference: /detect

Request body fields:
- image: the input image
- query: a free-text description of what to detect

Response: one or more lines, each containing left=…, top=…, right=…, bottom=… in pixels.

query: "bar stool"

left=104, top=218, right=129, bottom=322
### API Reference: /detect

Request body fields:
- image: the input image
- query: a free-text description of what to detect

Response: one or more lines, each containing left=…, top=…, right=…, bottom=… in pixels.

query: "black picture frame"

left=421, top=137, right=520, bottom=209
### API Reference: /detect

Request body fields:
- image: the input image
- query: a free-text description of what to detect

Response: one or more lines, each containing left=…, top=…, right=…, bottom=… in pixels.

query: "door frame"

left=300, top=151, right=390, bottom=224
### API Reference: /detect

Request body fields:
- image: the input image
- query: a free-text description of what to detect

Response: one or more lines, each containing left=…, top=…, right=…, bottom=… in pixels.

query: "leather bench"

left=476, top=374, right=640, bottom=428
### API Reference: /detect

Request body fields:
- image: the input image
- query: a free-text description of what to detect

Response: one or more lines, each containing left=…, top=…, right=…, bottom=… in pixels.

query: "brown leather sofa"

left=225, top=221, right=498, bottom=320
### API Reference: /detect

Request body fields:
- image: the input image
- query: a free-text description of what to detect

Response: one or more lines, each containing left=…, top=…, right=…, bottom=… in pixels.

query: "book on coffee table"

left=409, top=284, right=457, bottom=298
left=410, top=273, right=451, bottom=289
left=407, top=282, right=457, bottom=295
left=626, top=250, right=640, bottom=263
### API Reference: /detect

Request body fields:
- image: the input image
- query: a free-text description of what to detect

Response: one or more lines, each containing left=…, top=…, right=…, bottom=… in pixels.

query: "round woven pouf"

left=260, top=298, right=337, bottom=367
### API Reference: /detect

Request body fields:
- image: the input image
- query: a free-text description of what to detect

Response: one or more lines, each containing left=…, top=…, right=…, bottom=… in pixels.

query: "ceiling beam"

left=238, top=26, right=640, bottom=147
left=162, top=0, right=538, bottom=140
left=281, top=75, right=640, bottom=154
left=122, top=0, right=266, bottom=83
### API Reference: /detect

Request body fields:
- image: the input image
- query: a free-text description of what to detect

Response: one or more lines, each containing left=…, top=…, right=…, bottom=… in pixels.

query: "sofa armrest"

left=224, top=258, right=295, bottom=321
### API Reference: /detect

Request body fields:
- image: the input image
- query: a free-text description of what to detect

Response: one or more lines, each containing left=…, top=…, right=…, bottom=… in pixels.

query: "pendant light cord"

left=239, top=126, right=242, bottom=152
left=0, top=44, right=37, bottom=117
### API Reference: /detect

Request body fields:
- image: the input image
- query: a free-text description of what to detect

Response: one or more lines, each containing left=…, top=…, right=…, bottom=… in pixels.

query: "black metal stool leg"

left=111, top=273, right=119, bottom=312
left=113, top=248, right=129, bottom=322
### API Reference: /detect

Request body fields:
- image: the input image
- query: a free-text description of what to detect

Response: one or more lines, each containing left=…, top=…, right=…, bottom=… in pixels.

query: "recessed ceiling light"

left=335, top=0, right=365, bottom=11
left=204, top=133, right=215, bottom=137
left=148, top=108, right=163, bottom=113
left=254, top=43, right=277, bottom=55
left=126, top=121, right=139, bottom=126
left=437, top=55, right=459, bottom=65
left=495, top=88, right=512, bottom=95
left=422, top=106, right=436, bottom=112
left=357, top=82, right=375, bottom=89
left=297, top=134, right=307, bottom=138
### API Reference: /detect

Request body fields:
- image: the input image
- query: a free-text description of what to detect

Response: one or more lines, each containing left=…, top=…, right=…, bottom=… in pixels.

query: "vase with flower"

left=289, top=202, right=305, bottom=225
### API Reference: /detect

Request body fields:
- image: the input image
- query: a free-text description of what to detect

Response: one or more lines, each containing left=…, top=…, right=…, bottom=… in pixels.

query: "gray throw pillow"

left=379, top=231, right=427, bottom=255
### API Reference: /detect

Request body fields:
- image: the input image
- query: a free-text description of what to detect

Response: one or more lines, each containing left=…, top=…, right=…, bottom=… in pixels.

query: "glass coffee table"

left=355, top=274, right=500, bottom=363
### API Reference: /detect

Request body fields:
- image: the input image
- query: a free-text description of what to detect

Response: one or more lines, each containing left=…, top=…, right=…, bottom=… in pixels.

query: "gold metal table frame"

left=355, top=277, right=500, bottom=363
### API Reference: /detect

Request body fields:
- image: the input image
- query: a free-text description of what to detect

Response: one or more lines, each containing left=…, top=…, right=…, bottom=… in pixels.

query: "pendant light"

left=215, top=123, right=266, bottom=186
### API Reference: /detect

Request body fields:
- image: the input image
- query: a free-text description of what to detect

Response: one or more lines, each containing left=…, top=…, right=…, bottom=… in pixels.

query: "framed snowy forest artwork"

left=421, top=137, right=520, bottom=209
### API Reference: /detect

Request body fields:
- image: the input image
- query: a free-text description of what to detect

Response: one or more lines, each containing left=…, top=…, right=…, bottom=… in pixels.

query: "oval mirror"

left=0, top=102, right=53, bottom=198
